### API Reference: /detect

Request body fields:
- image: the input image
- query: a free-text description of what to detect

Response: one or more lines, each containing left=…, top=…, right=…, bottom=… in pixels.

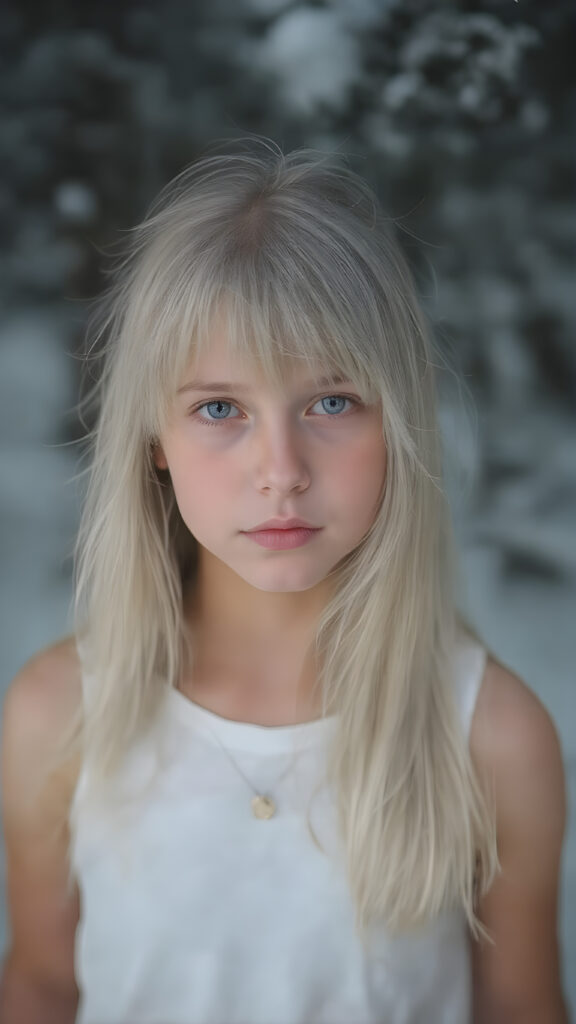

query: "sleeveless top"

left=69, top=632, right=487, bottom=1024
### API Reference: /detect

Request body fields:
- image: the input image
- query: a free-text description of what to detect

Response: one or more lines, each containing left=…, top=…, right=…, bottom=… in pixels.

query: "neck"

left=180, top=570, right=327, bottom=724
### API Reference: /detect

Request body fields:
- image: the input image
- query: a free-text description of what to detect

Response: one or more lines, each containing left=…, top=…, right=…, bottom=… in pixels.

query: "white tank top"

left=70, top=633, right=487, bottom=1024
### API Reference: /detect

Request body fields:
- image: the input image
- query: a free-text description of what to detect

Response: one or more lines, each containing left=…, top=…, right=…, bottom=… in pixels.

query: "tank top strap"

left=453, top=630, right=487, bottom=745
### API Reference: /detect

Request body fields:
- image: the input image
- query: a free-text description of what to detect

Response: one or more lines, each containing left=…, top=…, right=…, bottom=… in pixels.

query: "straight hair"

left=55, top=137, right=499, bottom=947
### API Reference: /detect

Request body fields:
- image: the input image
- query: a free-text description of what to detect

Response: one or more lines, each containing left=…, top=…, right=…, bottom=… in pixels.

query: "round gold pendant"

left=252, top=794, right=276, bottom=819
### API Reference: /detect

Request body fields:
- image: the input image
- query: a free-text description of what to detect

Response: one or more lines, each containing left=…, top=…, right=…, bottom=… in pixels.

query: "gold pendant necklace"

left=251, top=794, right=277, bottom=819
left=204, top=723, right=300, bottom=818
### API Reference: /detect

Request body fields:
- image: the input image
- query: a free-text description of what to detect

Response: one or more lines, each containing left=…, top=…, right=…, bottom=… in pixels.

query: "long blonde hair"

left=60, top=136, right=499, bottom=945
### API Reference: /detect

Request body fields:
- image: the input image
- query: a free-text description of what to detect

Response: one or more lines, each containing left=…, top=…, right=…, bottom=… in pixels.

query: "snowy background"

left=0, top=0, right=574, bottom=1012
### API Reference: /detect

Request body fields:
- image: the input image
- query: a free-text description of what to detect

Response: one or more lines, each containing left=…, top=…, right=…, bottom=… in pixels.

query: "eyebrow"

left=176, top=375, right=352, bottom=395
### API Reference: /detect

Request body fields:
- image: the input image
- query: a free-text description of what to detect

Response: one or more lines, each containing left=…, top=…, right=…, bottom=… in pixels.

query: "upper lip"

left=245, top=517, right=319, bottom=532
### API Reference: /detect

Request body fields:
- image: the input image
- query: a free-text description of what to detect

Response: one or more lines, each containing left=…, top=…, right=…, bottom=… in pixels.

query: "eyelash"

left=189, top=394, right=361, bottom=428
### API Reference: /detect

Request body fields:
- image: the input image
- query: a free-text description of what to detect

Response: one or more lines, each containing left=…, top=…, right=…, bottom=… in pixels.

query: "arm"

left=469, top=656, right=570, bottom=1024
left=0, top=956, right=79, bottom=1024
left=0, top=639, right=82, bottom=1024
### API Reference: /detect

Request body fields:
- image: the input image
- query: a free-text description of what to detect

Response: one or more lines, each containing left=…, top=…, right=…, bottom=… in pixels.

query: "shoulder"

left=1, top=637, right=83, bottom=993
left=2, top=635, right=83, bottom=744
left=4, top=634, right=82, bottom=698
left=468, top=654, right=568, bottom=1019
left=1, top=636, right=83, bottom=810
left=470, top=653, right=566, bottom=806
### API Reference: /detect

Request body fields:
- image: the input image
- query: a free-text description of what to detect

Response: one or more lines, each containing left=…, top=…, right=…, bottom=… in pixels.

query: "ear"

left=151, top=441, right=169, bottom=471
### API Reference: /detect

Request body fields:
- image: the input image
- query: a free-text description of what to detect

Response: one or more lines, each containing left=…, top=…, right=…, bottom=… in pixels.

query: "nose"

left=253, top=419, right=310, bottom=495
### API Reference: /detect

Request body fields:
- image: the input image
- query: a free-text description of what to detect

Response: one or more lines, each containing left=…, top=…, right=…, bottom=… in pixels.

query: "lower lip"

left=243, top=528, right=322, bottom=550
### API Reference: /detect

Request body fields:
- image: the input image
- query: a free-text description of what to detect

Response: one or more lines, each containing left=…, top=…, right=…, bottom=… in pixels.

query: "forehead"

left=179, top=309, right=341, bottom=392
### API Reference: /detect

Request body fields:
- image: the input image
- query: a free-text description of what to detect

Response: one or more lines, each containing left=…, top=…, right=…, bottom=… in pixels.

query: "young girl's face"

left=154, top=322, right=387, bottom=595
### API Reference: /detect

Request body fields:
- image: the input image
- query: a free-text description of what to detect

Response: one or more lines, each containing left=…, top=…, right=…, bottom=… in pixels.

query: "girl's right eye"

left=191, top=399, right=242, bottom=427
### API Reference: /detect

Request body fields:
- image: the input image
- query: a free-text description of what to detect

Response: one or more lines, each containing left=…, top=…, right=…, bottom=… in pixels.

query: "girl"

left=0, top=137, right=568, bottom=1024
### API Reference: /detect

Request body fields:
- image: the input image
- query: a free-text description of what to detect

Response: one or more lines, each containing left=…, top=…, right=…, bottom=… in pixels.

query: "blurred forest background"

left=0, top=0, right=574, bottom=1007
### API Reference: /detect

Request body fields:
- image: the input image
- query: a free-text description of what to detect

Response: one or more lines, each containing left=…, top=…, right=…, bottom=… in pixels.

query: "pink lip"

left=243, top=527, right=321, bottom=550
left=245, top=517, right=318, bottom=532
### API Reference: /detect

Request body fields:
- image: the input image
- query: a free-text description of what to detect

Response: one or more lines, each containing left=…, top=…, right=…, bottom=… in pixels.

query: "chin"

left=238, top=565, right=333, bottom=594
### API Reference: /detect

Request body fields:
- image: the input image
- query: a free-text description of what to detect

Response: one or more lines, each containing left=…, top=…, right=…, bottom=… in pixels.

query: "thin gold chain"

left=202, top=722, right=302, bottom=798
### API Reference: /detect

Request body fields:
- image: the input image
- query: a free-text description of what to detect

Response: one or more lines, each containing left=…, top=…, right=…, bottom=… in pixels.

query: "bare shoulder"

left=470, top=652, right=566, bottom=797
left=1, top=635, right=84, bottom=821
left=0, top=637, right=84, bottom=992
left=469, top=651, right=566, bottom=869
left=2, top=635, right=83, bottom=747
left=4, top=633, right=82, bottom=712
left=468, top=654, right=569, bottom=1021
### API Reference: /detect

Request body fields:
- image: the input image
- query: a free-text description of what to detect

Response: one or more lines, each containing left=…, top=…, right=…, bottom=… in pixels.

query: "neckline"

left=167, top=686, right=337, bottom=754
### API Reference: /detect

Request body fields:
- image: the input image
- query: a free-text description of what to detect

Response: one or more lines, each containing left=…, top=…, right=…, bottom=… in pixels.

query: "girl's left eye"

left=190, top=394, right=360, bottom=427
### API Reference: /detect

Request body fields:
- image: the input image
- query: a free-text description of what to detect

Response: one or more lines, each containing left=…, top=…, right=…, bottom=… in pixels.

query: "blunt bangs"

left=133, top=187, right=390, bottom=437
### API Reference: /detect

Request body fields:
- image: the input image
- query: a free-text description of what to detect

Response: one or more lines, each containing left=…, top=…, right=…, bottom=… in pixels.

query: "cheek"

left=338, top=439, right=387, bottom=525
left=339, top=436, right=387, bottom=490
left=168, top=449, right=238, bottom=515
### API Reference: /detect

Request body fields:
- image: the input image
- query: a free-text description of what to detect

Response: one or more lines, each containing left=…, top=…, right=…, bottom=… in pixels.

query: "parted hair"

left=56, top=136, right=499, bottom=946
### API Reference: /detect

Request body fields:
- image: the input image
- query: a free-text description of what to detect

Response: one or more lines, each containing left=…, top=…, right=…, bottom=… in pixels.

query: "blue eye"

left=191, top=394, right=360, bottom=427
left=195, top=399, right=240, bottom=424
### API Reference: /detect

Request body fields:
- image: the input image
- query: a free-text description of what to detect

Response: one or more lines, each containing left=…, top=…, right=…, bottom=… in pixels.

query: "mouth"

left=242, top=525, right=322, bottom=549
left=244, top=518, right=319, bottom=532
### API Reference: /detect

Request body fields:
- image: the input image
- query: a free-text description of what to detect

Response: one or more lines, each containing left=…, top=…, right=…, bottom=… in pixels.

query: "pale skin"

left=0, top=330, right=569, bottom=1021
left=153, top=320, right=389, bottom=719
